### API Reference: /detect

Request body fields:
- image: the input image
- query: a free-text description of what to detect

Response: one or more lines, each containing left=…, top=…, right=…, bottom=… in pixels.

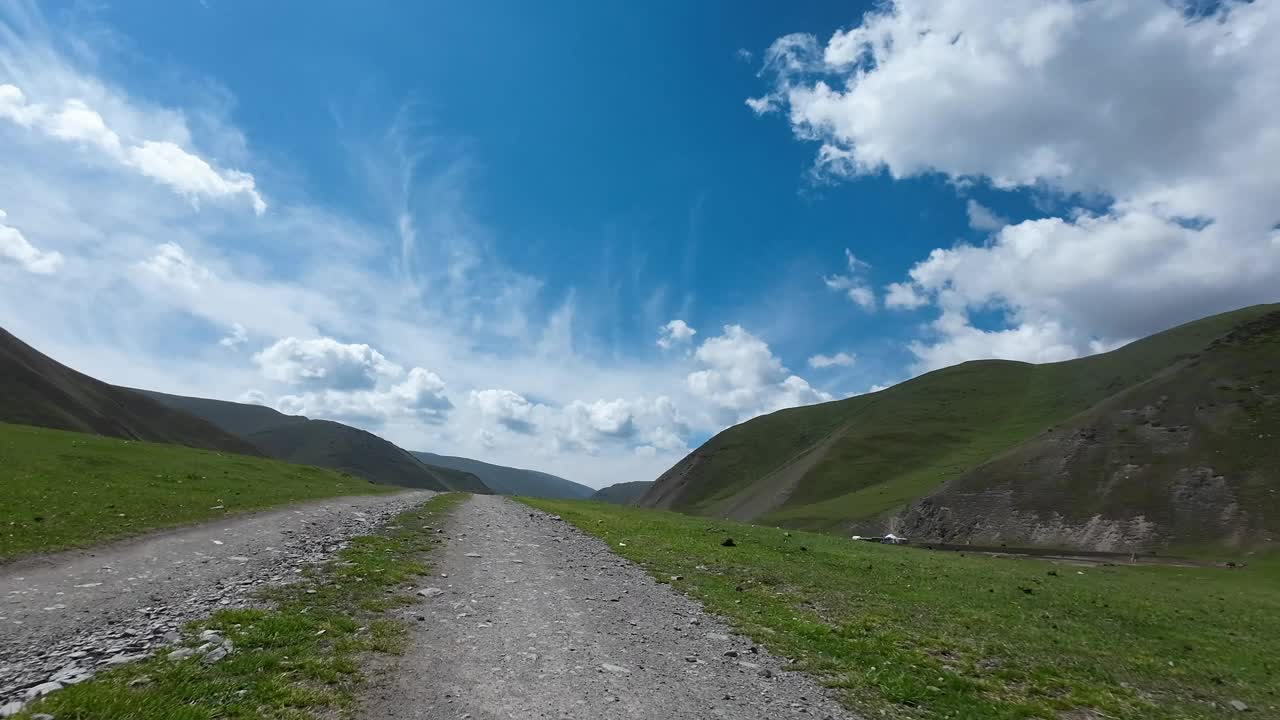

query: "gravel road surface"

left=0, top=490, right=434, bottom=707
left=361, top=494, right=854, bottom=719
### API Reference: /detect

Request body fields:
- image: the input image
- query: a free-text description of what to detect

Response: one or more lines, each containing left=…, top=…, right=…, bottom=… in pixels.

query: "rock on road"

left=362, top=494, right=854, bottom=720
left=0, top=490, right=435, bottom=705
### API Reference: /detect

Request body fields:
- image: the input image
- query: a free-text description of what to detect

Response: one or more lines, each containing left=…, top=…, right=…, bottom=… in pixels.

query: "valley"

left=1, top=304, right=1277, bottom=719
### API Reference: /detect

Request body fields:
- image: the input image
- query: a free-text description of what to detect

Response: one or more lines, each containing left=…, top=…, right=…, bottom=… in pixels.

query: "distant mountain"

left=140, top=391, right=491, bottom=494
left=640, top=304, right=1280, bottom=552
left=590, top=481, right=653, bottom=505
left=411, top=451, right=592, bottom=499
left=0, top=327, right=262, bottom=457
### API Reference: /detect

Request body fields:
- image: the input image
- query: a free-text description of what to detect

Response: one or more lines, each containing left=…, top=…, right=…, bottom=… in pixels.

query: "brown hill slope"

left=0, top=327, right=261, bottom=456
left=640, top=304, right=1280, bottom=552
left=897, top=309, right=1280, bottom=552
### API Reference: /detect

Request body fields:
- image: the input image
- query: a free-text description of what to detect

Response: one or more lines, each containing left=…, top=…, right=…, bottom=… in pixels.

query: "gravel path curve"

left=361, top=495, right=856, bottom=720
left=0, top=490, right=434, bottom=707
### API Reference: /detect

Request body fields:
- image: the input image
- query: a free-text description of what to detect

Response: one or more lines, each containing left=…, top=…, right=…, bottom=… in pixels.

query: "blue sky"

left=2, top=0, right=1277, bottom=487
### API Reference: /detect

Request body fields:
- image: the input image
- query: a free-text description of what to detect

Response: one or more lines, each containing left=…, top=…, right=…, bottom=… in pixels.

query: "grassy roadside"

left=0, top=422, right=399, bottom=560
left=521, top=498, right=1280, bottom=720
left=15, top=493, right=467, bottom=720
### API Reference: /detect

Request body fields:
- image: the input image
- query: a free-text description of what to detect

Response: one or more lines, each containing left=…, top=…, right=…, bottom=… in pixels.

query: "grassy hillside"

left=0, top=327, right=262, bottom=457
left=641, top=304, right=1279, bottom=548
left=900, top=308, right=1280, bottom=551
left=140, top=392, right=491, bottom=494
left=524, top=497, right=1279, bottom=720
left=0, top=422, right=396, bottom=560
left=411, top=451, right=592, bottom=499
left=246, top=420, right=489, bottom=493
left=590, top=480, right=653, bottom=504
left=136, top=389, right=309, bottom=436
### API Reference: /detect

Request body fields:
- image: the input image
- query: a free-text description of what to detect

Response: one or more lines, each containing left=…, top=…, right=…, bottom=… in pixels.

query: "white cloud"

left=745, top=95, right=780, bottom=115
left=883, top=281, right=927, bottom=310
left=218, top=322, right=248, bottom=349
left=0, top=83, right=265, bottom=214
left=469, top=388, right=540, bottom=434
left=127, top=141, right=266, bottom=215
left=687, top=325, right=832, bottom=423
left=823, top=248, right=876, bottom=310
left=807, top=351, right=855, bottom=369
left=965, top=199, right=1007, bottom=232
left=0, top=209, right=63, bottom=273
left=275, top=366, right=452, bottom=425
left=757, top=0, right=1280, bottom=370
left=656, top=318, right=697, bottom=349
left=139, top=242, right=213, bottom=291
left=254, top=337, right=403, bottom=391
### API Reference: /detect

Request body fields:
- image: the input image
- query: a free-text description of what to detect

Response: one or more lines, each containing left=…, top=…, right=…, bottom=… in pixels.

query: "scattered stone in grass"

left=24, top=682, right=62, bottom=700
left=0, top=702, right=23, bottom=718
left=167, top=648, right=196, bottom=662
left=721, top=538, right=736, bottom=547
left=1230, top=700, right=1249, bottom=712
left=202, top=646, right=229, bottom=664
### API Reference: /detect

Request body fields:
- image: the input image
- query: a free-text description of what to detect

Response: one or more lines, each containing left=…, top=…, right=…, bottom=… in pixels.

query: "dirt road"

left=361, top=495, right=853, bottom=719
left=0, top=490, right=434, bottom=705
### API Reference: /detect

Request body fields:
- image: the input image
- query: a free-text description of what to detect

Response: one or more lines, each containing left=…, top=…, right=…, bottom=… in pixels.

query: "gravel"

left=0, top=491, right=433, bottom=708
left=359, top=495, right=856, bottom=719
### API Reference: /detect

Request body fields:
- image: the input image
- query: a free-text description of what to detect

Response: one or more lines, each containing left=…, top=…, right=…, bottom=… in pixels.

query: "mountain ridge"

left=0, top=327, right=262, bottom=457
left=639, top=304, right=1280, bottom=552
left=410, top=451, right=592, bottom=500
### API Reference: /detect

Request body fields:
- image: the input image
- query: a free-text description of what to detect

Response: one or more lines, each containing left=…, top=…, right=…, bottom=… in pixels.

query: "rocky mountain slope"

left=640, top=304, right=1280, bottom=552
left=0, top=327, right=261, bottom=457
left=411, top=451, right=592, bottom=499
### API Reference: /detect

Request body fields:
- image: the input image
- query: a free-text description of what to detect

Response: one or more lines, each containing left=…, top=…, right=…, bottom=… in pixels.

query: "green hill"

left=640, top=304, right=1280, bottom=551
left=411, top=451, right=592, bottom=499
left=0, top=422, right=394, bottom=560
left=0, top=327, right=261, bottom=457
left=141, top=392, right=492, bottom=494
left=590, top=480, right=653, bottom=505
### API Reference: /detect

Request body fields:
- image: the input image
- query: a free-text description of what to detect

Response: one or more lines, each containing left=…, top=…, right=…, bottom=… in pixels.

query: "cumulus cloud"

left=687, top=325, right=832, bottom=424
left=275, top=367, right=452, bottom=424
left=254, top=337, right=403, bottom=391
left=883, top=281, right=927, bottom=310
left=558, top=396, right=689, bottom=454
left=756, top=0, right=1280, bottom=370
left=656, top=319, right=697, bottom=349
left=823, top=248, right=876, bottom=310
left=469, top=388, right=540, bottom=434
left=0, top=83, right=265, bottom=214
left=807, top=351, right=855, bottom=369
left=0, top=209, right=62, bottom=273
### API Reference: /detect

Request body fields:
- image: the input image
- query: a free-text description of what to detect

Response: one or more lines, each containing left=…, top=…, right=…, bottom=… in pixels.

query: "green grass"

left=0, top=422, right=399, bottom=560
left=661, top=304, right=1280, bottom=532
left=16, top=493, right=467, bottom=720
left=522, top=498, right=1280, bottom=720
